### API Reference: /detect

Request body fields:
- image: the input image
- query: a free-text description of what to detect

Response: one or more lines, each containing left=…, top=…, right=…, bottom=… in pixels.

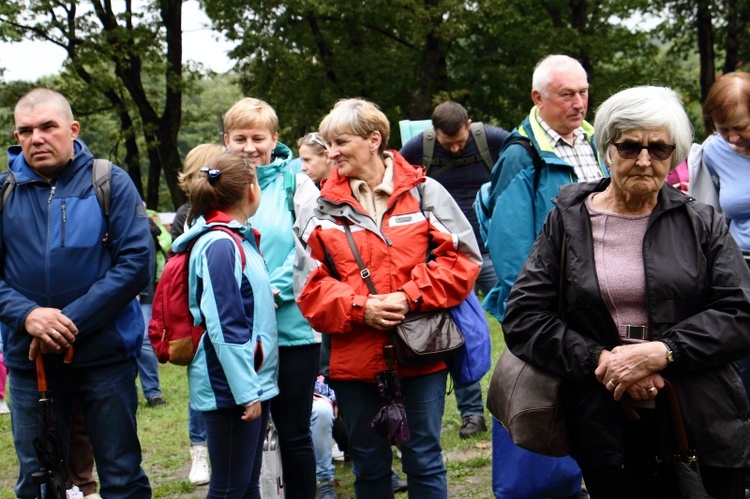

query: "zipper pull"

left=47, top=186, right=56, bottom=204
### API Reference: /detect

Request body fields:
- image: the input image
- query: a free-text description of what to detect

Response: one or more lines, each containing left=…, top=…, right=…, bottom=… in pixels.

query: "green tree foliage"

left=0, top=0, right=191, bottom=209
left=201, top=0, right=667, bottom=146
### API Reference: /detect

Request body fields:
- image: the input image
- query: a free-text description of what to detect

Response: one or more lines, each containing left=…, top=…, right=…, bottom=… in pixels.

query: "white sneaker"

left=189, top=445, right=210, bottom=485
left=0, top=399, right=9, bottom=415
left=332, top=442, right=344, bottom=462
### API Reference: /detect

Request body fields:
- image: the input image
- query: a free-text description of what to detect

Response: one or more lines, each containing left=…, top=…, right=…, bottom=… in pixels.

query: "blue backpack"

left=473, top=136, right=545, bottom=249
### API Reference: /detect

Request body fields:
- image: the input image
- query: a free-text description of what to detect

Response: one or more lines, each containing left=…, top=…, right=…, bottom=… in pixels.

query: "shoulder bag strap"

left=341, top=219, right=378, bottom=295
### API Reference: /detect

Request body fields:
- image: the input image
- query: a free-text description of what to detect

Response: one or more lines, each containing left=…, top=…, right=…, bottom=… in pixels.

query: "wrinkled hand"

left=595, top=342, right=668, bottom=401
left=24, top=307, right=78, bottom=358
left=364, top=293, right=408, bottom=330
left=241, top=401, right=261, bottom=422
left=624, top=372, right=665, bottom=401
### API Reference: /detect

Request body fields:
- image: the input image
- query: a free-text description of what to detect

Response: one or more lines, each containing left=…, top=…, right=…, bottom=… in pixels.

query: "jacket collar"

left=319, top=150, right=424, bottom=214
left=554, top=178, right=692, bottom=214
left=256, top=142, right=293, bottom=190
left=7, top=138, right=94, bottom=184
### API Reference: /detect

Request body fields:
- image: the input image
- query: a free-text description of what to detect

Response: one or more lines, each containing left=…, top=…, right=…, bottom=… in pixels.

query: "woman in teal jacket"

left=224, top=97, right=321, bottom=498
left=173, top=151, right=279, bottom=498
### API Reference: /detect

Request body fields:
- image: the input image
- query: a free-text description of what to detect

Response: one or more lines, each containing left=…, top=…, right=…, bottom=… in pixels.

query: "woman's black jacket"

left=503, top=178, right=750, bottom=468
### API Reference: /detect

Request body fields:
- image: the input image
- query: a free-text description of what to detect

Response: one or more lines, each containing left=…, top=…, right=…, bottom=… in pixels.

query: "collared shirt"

left=349, top=153, right=395, bottom=227
left=537, top=116, right=602, bottom=183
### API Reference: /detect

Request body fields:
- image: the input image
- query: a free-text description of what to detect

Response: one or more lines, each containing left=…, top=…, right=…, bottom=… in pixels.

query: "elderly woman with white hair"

left=502, top=85, right=750, bottom=499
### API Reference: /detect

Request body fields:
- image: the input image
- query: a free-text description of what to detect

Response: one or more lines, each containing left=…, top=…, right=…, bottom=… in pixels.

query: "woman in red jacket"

left=296, top=98, right=481, bottom=498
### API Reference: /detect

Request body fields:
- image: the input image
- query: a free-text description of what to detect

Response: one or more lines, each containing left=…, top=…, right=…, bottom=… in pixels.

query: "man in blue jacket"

left=1, top=88, right=152, bottom=498
left=483, top=55, right=607, bottom=321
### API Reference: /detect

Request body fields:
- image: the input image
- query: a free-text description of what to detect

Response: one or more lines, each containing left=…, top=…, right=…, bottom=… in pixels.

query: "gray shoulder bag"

left=341, top=219, right=464, bottom=367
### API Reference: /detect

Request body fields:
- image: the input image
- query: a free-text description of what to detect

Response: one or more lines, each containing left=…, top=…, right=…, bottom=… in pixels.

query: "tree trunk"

left=695, top=0, right=715, bottom=103
left=723, top=0, right=749, bottom=74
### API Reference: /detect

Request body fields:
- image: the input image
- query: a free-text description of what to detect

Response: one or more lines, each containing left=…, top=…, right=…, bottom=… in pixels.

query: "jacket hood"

left=318, top=150, right=424, bottom=213
left=172, top=212, right=256, bottom=253
left=553, top=177, right=693, bottom=213
left=256, top=142, right=293, bottom=190
left=7, top=138, right=93, bottom=182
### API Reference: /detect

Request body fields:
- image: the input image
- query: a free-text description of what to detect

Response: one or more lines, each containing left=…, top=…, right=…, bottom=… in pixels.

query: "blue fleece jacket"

left=250, top=142, right=320, bottom=347
left=173, top=218, right=279, bottom=410
left=483, top=108, right=606, bottom=321
left=0, top=139, right=151, bottom=370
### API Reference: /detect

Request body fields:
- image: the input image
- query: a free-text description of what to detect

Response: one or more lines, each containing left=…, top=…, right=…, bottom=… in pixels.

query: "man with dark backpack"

left=400, top=101, right=509, bottom=439
left=1, top=88, right=152, bottom=498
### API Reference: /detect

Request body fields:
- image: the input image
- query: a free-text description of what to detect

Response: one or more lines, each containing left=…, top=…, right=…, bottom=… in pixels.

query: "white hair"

left=532, top=55, right=587, bottom=98
left=594, top=86, right=693, bottom=169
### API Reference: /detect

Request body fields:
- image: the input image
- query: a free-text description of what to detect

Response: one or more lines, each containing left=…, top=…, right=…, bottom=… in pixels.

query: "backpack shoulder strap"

left=470, top=122, right=493, bottom=172
left=507, top=137, right=545, bottom=191
left=422, top=126, right=436, bottom=171
left=191, top=226, right=247, bottom=269
left=92, top=159, right=113, bottom=217
left=283, top=170, right=297, bottom=216
left=0, top=171, right=17, bottom=212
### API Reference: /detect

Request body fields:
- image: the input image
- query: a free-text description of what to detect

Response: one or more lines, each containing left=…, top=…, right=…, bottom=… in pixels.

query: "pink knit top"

left=586, top=193, right=650, bottom=344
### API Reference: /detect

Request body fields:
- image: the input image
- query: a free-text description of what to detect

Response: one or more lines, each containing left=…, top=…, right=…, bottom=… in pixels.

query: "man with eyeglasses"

left=483, top=54, right=608, bottom=323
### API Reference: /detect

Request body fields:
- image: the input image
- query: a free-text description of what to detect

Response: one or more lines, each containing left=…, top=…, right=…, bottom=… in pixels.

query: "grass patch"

left=0, top=316, right=505, bottom=498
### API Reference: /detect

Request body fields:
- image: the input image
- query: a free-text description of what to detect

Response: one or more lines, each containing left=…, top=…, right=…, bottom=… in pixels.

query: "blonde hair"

left=187, top=152, right=258, bottom=225
left=179, top=144, right=225, bottom=194
left=318, top=98, right=390, bottom=153
left=224, top=97, right=278, bottom=135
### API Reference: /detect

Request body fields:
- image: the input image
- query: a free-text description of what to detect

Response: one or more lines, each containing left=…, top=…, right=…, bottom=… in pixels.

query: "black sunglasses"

left=610, top=140, right=676, bottom=161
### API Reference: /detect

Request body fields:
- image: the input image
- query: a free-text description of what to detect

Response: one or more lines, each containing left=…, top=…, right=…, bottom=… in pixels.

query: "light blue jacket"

left=483, top=108, right=606, bottom=321
left=174, top=218, right=279, bottom=410
left=250, top=142, right=320, bottom=346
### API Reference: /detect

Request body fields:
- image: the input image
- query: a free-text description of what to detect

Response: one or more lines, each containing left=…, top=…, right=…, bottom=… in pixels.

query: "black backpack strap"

left=470, top=122, right=494, bottom=172
left=0, top=171, right=16, bottom=212
left=422, top=126, right=436, bottom=171
left=507, top=137, right=545, bottom=191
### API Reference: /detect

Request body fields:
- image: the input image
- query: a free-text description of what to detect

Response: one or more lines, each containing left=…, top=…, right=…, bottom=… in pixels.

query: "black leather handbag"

left=341, top=220, right=464, bottom=366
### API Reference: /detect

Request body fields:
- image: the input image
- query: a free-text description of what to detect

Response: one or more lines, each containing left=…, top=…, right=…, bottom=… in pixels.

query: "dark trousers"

left=270, top=343, right=320, bottom=499
left=203, top=401, right=270, bottom=499
left=580, top=409, right=745, bottom=499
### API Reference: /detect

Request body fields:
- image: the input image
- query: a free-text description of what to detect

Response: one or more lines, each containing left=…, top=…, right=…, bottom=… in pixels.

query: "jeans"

left=203, top=401, right=269, bottom=499
left=189, top=405, right=207, bottom=444
left=453, top=379, right=484, bottom=417
left=136, top=303, right=162, bottom=399
left=310, top=398, right=336, bottom=482
left=475, top=251, right=498, bottom=297
left=9, top=360, right=150, bottom=499
left=270, top=343, right=320, bottom=499
left=331, top=369, right=449, bottom=499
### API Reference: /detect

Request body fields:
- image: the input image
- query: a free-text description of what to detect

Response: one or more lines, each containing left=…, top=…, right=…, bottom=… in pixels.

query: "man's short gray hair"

left=532, top=55, right=587, bottom=98
left=15, top=88, right=74, bottom=123
left=594, top=86, right=693, bottom=169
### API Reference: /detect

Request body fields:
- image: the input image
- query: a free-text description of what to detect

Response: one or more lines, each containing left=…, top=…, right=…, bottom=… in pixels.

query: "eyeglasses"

left=609, top=140, right=676, bottom=161
left=303, top=133, right=329, bottom=151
